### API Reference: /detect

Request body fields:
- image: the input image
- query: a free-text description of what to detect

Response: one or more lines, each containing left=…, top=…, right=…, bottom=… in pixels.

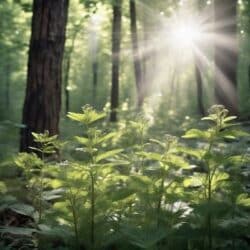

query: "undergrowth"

left=0, top=105, right=250, bottom=250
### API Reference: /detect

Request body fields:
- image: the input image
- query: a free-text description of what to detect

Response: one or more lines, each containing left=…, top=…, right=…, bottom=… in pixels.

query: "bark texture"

left=64, top=55, right=71, bottom=115
left=130, top=0, right=144, bottom=108
left=20, top=0, right=69, bottom=152
left=5, top=64, right=10, bottom=110
left=110, top=0, right=122, bottom=122
left=195, top=56, right=205, bottom=116
left=92, top=57, right=98, bottom=105
left=214, top=0, right=238, bottom=115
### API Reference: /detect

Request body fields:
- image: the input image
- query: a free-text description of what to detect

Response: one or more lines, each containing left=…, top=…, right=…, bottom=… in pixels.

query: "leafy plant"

left=15, top=131, right=61, bottom=222
left=63, top=105, right=123, bottom=249
left=2, top=105, right=250, bottom=250
left=182, top=105, right=250, bottom=250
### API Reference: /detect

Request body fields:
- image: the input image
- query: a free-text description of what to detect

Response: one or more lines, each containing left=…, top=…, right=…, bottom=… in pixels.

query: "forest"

left=0, top=0, right=250, bottom=249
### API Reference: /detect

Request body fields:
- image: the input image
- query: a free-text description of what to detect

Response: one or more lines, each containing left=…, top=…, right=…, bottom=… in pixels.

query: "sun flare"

left=170, top=20, right=203, bottom=49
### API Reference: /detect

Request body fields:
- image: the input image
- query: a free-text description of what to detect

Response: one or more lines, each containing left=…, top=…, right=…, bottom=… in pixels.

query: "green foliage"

left=30, top=130, right=61, bottom=155
left=58, top=106, right=123, bottom=249
left=15, top=131, right=62, bottom=223
left=182, top=105, right=250, bottom=249
left=1, top=0, right=250, bottom=248
left=1, top=106, right=250, bottom=250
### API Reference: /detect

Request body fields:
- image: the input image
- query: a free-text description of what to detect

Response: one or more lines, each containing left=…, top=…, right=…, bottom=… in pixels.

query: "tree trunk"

left=248, top=65, right=250, bottom=89
left=5, top=64, right=10, bottom=110
left=20, top=0, right=69, bottom=152
left=90, top=28, right=99, bottom=106
left=195, top=56, right=205, bottom=116
left=130, top=0, right=144, bottom=108
left=141, top=13, right=147, bottom=95
left=110, top=0, right=122, bottom=122
left=64, top=29, right=79, bottom=115
left=64, top=55, right=71, bottom=115
left=214, top=0, right=238, bottom=115
left=92, top=60, right=98, bottom=105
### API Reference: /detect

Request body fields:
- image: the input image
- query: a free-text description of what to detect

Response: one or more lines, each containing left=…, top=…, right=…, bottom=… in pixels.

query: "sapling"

left=16, top=131, right=60, bottom=222
left=183, top=105, right=250, bottom=250
left=68, top=105, right=122, bottom=249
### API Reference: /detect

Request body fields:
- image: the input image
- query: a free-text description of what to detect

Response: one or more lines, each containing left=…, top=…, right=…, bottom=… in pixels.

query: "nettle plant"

left=111, top=117, right=192, bottom=249
left=57, top=105, right=124, bottom=250
left=3, top=105, right=250, bottom=250
left=15, top=131, right=61, bottom=222
left=181, top=105, right=250, bottom=250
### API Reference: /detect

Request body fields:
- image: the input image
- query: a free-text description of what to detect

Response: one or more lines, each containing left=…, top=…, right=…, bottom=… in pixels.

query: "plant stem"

left=39, top=151, right=45, bottom=222
left=208, top=172, right=212, bottom=250
left=90, top=171, right=95, bottom=250
left=69, top=192, right=80, bottom=249
left=205, top=137, right=214, bottom=250
left=156, top=173, right=165, bottom=228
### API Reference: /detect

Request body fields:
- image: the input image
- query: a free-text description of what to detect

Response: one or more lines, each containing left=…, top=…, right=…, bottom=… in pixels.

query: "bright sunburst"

left=172, top=21, right=202, bottom=47
left=169, top=18, right=204, bottom=50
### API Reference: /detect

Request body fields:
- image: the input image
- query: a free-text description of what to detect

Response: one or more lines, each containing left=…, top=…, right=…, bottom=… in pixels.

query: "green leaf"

left=121, top=226, right=167, bottom=249
left=211, top=172, right=229, bottom=187
left=68, top=106, right=106, bottom=125
left=223, top=116, right=237, bottom=122
left=138, top=152, right=163, bottom=161
left=9, top=203, right=36, bottom=218
left=163, top=155, right=189, bottom=168
left=67, top=112, right=86, bottom=122
left=42, top=188, right=65, bottom=201
left=0, top=226, right=37, bottom=236
left=183, top=175, right=203, bottom=188
left=96, top=149, right=122, bottom=162
left=226, top=155, right=248, bottom=165
left=219, top=129, right=250, bottom=139
left=109, top=188, right=135, bottom=202
left=182, top=129, right=210, bottom=140
left=149, top=138, right=165, bottom=148
left=177, top=146, right=204, bottom=159
left=201, top=116, right=215, bottom=121
left=97, top=132, right=116, bottom=144
left=38, top=224, right=72, bottom=237
left=236, top=194, right=250, bottom=207
left=0, top=181, right=7, bottom=194
left=75, top=136, right=89, bottom=145
left=129, top=175, right=152, bottom=189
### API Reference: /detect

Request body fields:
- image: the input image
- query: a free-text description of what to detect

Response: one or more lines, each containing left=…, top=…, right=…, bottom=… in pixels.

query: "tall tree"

left=92, top=47, right=99, bottom=105
left=195, top=1, right=205, bottom=116
left=195, top=55, right=205, bottom=116
left=64, top=52, right=71, bottom=115
left=20, top=0, right=69, bottom=152
left=130, top=0, right=144, bottom=108
left=90, top=25, right=99, bottom=105
left=64, top=25, right=81, bottom=115
left=214, top=0, right=238, bottom=115
left=110, top=0, right=122, bottom=122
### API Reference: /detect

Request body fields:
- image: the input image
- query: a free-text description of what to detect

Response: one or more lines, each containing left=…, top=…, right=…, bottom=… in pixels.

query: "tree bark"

left=64, top=55, right=71, bottom=115
left=214, top=0, right=238, bottom=115
left=90, top=28, right=99, bottom=106
left=20, top=0, right=69, bottom=152
left=248, top=65, right=250, bottom=89
left=5, top=64, right=10, bottom=110
left=110, top=0, right=122, bottom=122
left=92, top=60, right=98, bottom=105
left=195, top=56, right=205, bottom=116
left=130, top=0, right=144, bottom=108
left=64, top=22, right=83, bottom=115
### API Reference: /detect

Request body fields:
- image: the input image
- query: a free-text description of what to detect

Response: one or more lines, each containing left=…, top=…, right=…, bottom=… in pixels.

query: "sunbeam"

left=170, top=19, right=203, bottom=49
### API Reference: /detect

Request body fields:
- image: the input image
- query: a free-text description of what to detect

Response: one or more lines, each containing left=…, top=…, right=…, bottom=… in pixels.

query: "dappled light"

left=0, top=0, right=250, bottom=249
